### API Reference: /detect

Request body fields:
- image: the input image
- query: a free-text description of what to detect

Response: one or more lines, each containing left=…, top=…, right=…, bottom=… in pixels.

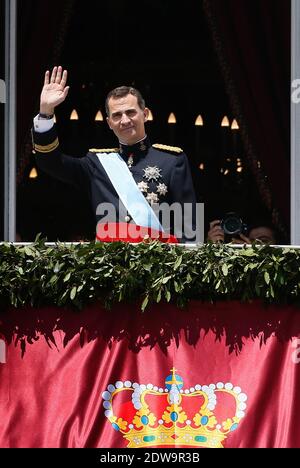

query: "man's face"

left=249, top=227, right=275, bottom=243
left=106, top=94, right=149, bottom=145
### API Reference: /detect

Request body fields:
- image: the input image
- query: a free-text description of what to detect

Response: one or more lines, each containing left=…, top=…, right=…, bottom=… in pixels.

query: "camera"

left=220, top=212, right=248, bottom=240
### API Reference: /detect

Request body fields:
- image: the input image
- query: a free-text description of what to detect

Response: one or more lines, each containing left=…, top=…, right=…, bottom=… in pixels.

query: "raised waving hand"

left=40, top=66, right=70, bottom=115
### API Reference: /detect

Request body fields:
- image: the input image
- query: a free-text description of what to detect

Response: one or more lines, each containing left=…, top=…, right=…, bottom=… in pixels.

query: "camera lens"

left=221, top=212, right=243, bottom=236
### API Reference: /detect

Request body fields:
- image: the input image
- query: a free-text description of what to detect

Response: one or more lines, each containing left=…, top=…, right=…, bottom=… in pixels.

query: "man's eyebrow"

left=111, top=111, right=122, bottom=117
left=111, top=108, right=137, bottom=117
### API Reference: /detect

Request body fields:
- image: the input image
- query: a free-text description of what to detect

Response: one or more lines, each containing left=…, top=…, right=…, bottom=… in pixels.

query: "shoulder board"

left=152, top=143, right=183, bottom=154
left=89, top=148, right=119, bottom=153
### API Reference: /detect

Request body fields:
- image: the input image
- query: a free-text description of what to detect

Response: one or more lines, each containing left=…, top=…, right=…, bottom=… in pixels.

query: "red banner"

left=0, top=301, right=300, bottom=448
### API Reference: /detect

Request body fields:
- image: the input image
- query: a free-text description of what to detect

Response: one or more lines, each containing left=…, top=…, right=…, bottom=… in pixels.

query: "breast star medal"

left=137, top=181, right=149, bottom=193
left=146, top=192, right=159, bottom=205
left=156, top=183, right=168, bottom=196
left=143, top=166, right=162, bottom=181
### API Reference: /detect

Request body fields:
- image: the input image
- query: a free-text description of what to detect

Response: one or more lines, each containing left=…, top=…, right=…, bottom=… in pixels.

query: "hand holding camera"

left=207, top=212, right=250, bottom=243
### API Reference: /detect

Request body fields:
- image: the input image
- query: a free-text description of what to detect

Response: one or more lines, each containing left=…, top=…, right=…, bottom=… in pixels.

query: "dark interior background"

left=10, top=0, right=291, bottom=242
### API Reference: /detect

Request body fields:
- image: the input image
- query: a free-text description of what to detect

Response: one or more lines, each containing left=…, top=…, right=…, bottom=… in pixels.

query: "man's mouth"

left=121, top=126, right=134, bottom=132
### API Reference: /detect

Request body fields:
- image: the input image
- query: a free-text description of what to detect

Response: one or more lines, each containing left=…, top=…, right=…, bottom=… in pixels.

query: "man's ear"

left=106, top=116, right=112, bottom=129
left=144, top=108, right=149, bottom=122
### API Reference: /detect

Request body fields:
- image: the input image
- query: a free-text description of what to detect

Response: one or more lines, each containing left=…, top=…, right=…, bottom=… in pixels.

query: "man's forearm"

left=39, top=105, right=55, bottom=116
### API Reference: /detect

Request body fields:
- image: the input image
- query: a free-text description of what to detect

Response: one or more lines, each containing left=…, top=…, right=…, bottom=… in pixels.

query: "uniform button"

left=125, top=215, right=131, bottom=222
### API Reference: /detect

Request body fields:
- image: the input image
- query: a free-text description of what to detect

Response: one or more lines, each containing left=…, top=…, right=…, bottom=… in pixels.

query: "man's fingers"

left=62, top=86, right=70, bottom=98
left=209, top=220, right=221, bottom=229
left=239, top=234, right=251, bottom=243
left=55, top=66, right=62, bottom=84
left=44, top=70, right=50, bottom=86
left=231, top=238, right=245, bottom=244
left=211, top=226, right=223, bottom=235
left=60, top=70, right=68, bottom=88
left=45, top=66, right=67, bottom=88
left=208, top=236, right=224, bottom=242
left=50, top=66, right=58, bottom=83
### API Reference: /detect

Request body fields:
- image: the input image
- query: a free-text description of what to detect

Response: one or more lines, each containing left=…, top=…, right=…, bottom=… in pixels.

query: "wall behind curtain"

left=203, top=0, right=290, bottom=237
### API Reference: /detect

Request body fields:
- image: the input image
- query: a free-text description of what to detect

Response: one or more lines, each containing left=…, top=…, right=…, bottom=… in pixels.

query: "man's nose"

left=120, top=113, right=131, bottom=125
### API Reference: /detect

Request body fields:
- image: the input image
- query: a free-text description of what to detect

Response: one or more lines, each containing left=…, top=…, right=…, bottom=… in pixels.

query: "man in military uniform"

left=32, top=66, right=198, bottom=243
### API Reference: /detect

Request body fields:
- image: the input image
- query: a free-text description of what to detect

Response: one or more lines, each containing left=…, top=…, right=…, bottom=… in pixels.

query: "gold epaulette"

left=152, top=143, right=183, bottom=154
left=89, top=148, right=119, bottom=153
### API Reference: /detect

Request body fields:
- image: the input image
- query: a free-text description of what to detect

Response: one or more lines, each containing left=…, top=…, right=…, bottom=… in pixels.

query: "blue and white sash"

left=97, top=152, right=163, bottom=231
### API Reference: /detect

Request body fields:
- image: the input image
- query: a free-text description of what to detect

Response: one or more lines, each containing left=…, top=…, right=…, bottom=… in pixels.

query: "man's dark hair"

left=248, top=221, right=277, bottom=243
left=105, top=86, right=145, bottom=116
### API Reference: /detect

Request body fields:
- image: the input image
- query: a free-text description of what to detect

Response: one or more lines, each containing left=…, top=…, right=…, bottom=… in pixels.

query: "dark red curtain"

left=1, top=301, right=300, bottom=447
left=203, top=0, right=290, bottom=236
left=17, top=0, right=75, bottom=182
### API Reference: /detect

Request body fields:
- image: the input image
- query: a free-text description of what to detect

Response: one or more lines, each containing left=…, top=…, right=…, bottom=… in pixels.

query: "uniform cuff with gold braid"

left=38, top=113, right=54, bottom=120
left=34, top=137, right=59, bottom=153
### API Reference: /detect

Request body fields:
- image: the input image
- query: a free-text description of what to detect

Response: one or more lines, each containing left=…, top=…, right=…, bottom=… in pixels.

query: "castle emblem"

left=101, top=368, right=247, bottom=448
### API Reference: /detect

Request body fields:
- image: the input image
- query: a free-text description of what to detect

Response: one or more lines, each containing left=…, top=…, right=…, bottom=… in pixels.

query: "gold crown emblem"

left=102, top=368, right=247, bottom=448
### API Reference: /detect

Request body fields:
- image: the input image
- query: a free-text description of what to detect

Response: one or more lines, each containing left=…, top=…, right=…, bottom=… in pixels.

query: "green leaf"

left=174, top=256, right=182, bottom=270
left=241, top=249, right=257, bottom=257
left=186, top=273, right=192, bottom=284
left=49, top=275, right=57, bottom=284
left=70, top=286, right=77, bottom=300
left=24, top=246, right=35, bottom=257
left=141, top=296, right=149, bottom=312
left=156, top=290, right=162, bottom=303
left=264, top=271, right=270, bottom=285
left=222, top=264, right=228, bottom=276
left=53, top=262, right=61, bottom=273
left=64, top=272, right=71, bottom=282
left=162, top=275, right=172, bottom=284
